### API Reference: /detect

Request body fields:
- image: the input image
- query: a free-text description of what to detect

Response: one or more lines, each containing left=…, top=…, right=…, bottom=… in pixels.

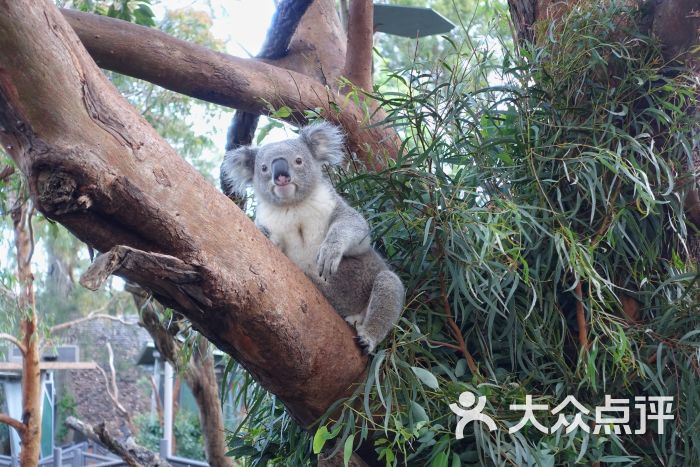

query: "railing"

left=0, top=440, right=209, bottom=466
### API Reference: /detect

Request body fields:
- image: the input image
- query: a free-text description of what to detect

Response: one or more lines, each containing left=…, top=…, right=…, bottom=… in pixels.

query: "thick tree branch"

left=0, top=333, right=26, bottom=356
left=258, top=0, right=314, bottom=59
left=61, top=8, right=396, bottom=165
left=0, top=414, right=26, bottom=436
left=66, top=417, right=171, bottom=467
left=0, top=0, right=367, bottom=427
left=95, top=343, right=133, bottom=427
left=225, top=0, right=346, bottom=153
left=344, top=0, right=374, bottom=91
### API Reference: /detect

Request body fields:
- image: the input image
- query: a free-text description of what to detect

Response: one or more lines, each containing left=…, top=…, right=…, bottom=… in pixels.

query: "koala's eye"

left=261, top=164, right=268, bottom=172
left=295, top=157, right=303, bottom=165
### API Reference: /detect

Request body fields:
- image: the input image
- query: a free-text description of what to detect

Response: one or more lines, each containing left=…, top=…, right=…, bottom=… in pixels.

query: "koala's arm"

left=317, top=200, right=371, bottom=279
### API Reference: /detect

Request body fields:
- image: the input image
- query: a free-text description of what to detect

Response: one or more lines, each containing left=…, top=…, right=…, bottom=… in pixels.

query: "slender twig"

left=148, top=376, right=164, bottom=427
left=49, top=311, right=133, bottom=334
left=0, top=413, right=25, bottom=435
left=0, top=333, right=26, bottom=355
left=439, top=272, right=479, bottom=375
left=575, top=281, right=590, bottom=352
left=96, top=343, right=132, bottom=426
left=428, top=340, right=463, bottom=352
left=0, top=165, right=15, bottom=183
left=106, top=343, right=119, bottom=400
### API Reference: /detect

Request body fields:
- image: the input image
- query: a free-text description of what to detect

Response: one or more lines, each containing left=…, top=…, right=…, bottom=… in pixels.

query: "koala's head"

left=220, top=122, right=345, bottom=206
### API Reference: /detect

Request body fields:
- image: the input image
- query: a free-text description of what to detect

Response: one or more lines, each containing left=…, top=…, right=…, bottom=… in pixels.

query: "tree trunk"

left=186, top=337, right=230, bottom=467
left=134, top=288, right=233, bottom=467
left=343, top=0, right=374, bottom=91
left=0, top=0, right=366, bottom=428
left=10, top=200, right=42, bottom=466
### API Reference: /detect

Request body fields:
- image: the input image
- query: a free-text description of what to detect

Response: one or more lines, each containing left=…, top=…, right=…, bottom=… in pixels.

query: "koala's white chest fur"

left=256, top=185, right=337, bottom=273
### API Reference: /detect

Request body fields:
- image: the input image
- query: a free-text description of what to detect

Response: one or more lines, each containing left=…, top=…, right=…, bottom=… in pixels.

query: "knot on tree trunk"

left=36, top=169, right=83, bottom=215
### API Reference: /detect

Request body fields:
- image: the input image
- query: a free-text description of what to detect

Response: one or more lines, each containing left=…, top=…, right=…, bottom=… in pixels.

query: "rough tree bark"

left=508, top=0, right=700, bottom=62
left=0, top=0, right=367, bottom=429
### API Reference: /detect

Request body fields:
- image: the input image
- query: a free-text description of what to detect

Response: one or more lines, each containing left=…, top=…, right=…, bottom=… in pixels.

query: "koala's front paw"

left=354, top=332, right=376, bottom=355
left=316, top=241, right=343, bottom=281
left=344, top=314, right=363, bottom=327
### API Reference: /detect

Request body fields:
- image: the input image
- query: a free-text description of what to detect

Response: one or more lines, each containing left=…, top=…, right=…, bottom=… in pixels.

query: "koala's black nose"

left=271, top=158, right=291, bottom=186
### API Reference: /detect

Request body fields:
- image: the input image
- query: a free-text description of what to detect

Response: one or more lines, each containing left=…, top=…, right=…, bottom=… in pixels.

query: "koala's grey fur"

left=220, top=122, right=404, bottom=353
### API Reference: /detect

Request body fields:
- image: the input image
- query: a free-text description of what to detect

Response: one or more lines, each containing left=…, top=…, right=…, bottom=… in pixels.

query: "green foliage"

left=222, top=358, right=312, bottom=465
left=62, top=0, right=156, bottom=26
left=134, top=409, right=205, bottom=461
left=374, top=0, right=511, bottom=84
left=55, top=391, right=77, bottom=443
left=227, top=2, right=700, bottom=465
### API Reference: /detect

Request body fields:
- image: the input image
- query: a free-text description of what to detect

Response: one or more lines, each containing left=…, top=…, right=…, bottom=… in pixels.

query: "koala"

left=220, top=122, right=404, bottom=354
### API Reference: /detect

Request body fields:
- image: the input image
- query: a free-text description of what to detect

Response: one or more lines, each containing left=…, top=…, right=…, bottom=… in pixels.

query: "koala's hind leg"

left=355, top=270, right=404, bottom=354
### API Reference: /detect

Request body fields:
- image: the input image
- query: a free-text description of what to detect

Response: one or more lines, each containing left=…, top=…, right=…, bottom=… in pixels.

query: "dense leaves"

left=61, top=0, right=156, bottom=26
left=227, top=3, right=700, bottom=465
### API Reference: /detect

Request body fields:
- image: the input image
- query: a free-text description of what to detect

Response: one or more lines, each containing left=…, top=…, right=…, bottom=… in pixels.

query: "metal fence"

left=0, top=441, right=209, bottom=467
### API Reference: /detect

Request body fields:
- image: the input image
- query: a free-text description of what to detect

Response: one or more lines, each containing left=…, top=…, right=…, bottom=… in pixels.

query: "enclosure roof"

left=137, top=341, right=226, bottom=367
left=374, top=4, right=455, bottom=38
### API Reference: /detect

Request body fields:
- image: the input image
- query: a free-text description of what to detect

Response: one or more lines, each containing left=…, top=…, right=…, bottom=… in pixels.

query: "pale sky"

left=152, top=0, right=277, bottom=58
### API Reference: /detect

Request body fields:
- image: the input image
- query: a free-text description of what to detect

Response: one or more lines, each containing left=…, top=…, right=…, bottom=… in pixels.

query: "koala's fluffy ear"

left=220, top=146, right=258, bottom=195
left=299, top=122, right=345, bottom=165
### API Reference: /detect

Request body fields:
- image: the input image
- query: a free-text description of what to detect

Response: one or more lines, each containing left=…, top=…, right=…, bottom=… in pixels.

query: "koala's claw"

left=317, top=242, right=342, bottom=280
left=258, top=225, right=271, bottom=238
left=354, top=334, right=376, bottom=355
left=344, top=314, right=363, bottom=327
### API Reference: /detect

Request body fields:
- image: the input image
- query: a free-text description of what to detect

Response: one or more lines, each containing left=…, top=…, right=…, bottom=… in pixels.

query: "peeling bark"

left=10, top=199, right=41, bottom=466
left=0, top=0, right=367, bottom=428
